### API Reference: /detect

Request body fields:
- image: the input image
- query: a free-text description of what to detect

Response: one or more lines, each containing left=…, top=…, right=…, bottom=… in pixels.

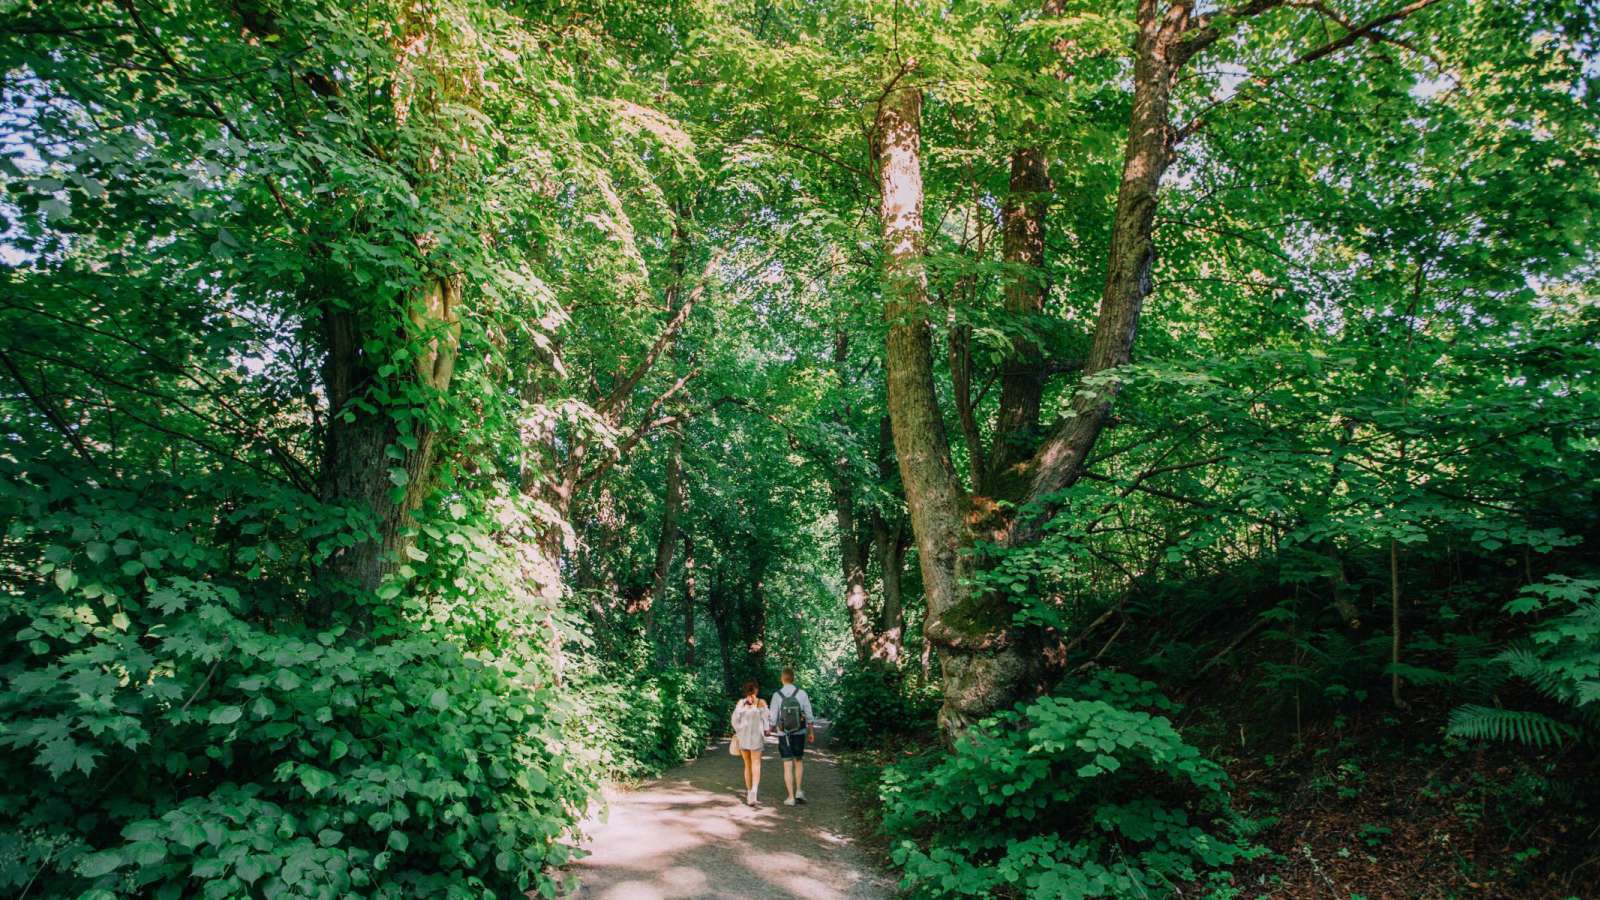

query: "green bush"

left=829, top=660, right=940, bottom=749
left=1449, top=574, right=1600, bottom=748
left=879, top=673, right=1258, bottom=898
left=0, top=464, right=591, bottom=898
left=572, top=667, right=723, bottom=780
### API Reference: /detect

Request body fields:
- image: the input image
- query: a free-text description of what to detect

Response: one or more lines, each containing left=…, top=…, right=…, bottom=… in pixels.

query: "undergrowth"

left=879, top=672, right=1260, bottom=898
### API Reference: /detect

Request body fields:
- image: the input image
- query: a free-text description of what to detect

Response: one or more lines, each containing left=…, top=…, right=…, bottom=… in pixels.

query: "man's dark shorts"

left=778, top=731, right=807, bottom=760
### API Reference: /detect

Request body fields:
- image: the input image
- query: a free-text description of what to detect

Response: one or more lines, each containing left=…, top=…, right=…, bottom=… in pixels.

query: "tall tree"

left=873, top=0, right=1452, bottom=738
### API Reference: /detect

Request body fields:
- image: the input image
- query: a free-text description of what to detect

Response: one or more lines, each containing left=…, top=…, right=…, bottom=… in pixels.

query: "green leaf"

left=39, top=738, right=100, bottom=778
left=173, top=821, right=207, bottom=850
left=298, top=766, right=337, bottom=797
left=78, top=850, right=124, bottom=878
left=236, top=856, right=266, bottom=883
left=128, top=840, right=168, bottom=866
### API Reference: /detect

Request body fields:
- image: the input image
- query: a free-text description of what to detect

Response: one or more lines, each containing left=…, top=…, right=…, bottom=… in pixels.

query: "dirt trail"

left=565, top=722, right=895, bottom=899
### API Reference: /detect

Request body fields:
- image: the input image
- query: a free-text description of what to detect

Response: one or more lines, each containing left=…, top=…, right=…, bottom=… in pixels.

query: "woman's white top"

left=731, top=698, right=767, bottom=751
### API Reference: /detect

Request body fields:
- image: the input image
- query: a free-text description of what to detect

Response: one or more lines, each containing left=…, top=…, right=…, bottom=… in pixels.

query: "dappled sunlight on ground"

left=564, top=723, right=893, bottom=899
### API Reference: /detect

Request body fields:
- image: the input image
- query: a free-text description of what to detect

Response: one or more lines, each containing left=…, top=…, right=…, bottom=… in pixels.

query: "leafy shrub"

left=572, top=667, right=723, bottom=780
left=0, top=463, right=591, bottom=898
left=1449, top=574, right=1600, bottom=747
left=829, top=660, right=940, bottom=749
left=879, top=673, right=1258, bottom=898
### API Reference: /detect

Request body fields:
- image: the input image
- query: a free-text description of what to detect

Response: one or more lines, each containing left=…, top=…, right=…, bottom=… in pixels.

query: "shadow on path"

left=564, top=722, right=895, bottom=899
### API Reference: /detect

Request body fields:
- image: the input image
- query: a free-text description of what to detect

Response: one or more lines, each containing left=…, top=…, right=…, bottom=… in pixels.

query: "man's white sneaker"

left=783, top=797, right=796, bottom=806
left=796, top=792, right=807, bottom=804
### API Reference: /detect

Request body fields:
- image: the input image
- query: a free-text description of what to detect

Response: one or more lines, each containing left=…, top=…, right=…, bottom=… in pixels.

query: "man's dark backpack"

left=777, top=687, right=806, bottom=734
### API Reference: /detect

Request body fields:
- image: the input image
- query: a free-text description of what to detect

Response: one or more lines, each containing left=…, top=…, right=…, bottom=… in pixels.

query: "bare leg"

left=794, top=758, right=805, bottom=796
left=782, top=759, right=796, bottom=801
left=750, top=751, right=762, bottom=800
left=742, top=749, right=754, bottom=790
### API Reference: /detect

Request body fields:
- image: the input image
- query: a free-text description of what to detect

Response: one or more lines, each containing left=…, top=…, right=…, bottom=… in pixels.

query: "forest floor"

left=564, top=721, right=896, bottom=900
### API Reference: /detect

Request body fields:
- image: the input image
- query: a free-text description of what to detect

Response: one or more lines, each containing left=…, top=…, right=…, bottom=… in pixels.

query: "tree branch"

left=0, top=348, right=99, bottom=468
left=1177, top=0, right=1448, bottom=142
left=574, top=366, right=700, bottom=494
left=595, top=243, right=726, bottom=425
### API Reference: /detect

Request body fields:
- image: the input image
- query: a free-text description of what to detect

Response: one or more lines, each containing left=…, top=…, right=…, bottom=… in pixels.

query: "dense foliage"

left=3, top=0, right=1598, bottom=897
left=829, top=660, right=939, bottom=749
left=881, top=674, right=1258, bottom=898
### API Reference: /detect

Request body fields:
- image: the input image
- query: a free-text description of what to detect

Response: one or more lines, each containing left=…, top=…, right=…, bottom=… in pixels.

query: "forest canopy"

left=1, top=0, right=1597, bottom=897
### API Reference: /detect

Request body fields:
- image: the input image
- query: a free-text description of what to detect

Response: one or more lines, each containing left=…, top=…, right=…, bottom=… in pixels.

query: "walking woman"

left=730, top=681, right=768, bottom=805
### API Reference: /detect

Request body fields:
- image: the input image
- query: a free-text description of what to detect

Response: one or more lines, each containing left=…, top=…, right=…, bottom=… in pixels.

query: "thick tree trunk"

left=313, top=276, right=460, bottom=628
left=876, top=77, right=1039, bottom=739
left=877, top=0, right=1194, bottom=741
left=877, top=79, right=965, bottom=635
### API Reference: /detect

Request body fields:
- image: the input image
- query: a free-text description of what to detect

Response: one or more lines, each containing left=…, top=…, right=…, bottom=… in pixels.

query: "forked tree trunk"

left=876, top=0, right=1194, bottom=742
left=876, top=78, right=1038, bottom=737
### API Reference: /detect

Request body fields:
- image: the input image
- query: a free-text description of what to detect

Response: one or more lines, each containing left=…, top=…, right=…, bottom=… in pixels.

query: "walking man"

left=768, top=667, right=816, bottom=806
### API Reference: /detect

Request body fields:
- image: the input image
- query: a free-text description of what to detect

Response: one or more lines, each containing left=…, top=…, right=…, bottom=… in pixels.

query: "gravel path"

left=566, top=722, right=896, bottom=899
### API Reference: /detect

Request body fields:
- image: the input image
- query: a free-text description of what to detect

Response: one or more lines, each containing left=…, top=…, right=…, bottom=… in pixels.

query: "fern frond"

left=1447, top=705, right=1574, bottom=748
left=1499, top=646, right=1578, bottom=702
